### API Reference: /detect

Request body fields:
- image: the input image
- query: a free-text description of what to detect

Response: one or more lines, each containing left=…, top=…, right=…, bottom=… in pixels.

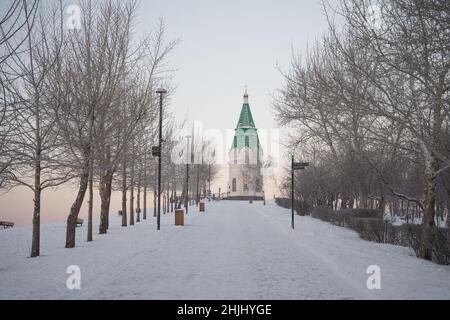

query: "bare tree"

left=56, top=0, right=144, bottom=247
left=329, top=0, right=450, bottom=259
left=275, top=0, right=449, bottom=261
left=6, top=1, right=69, bottom=257
left=0, top=0, right=40, bottom=189
left=0, top=0, right=40, bottom=64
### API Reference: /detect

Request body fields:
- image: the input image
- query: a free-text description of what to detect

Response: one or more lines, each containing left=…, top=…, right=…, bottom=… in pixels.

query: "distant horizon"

left=0, top=173, right=279, bottom=225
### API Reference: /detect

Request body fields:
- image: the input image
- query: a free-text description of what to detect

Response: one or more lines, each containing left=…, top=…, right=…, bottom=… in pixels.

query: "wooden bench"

left=0, top=221, right=14, bottom=229
left=76, top=218, right=84, bottom=227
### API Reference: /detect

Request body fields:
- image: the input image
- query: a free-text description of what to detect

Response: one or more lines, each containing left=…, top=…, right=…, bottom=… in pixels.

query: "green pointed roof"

left=237, top=103, right=255, bottom=128
left=229, top=90, right=263, bottom=152
left=236, top=89, right=256, bottom=128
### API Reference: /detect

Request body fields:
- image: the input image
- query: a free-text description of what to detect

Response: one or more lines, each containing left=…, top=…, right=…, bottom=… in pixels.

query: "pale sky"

left=0, top=0, right=334, bottom=224
left=142, top=0, right=329, bottom=130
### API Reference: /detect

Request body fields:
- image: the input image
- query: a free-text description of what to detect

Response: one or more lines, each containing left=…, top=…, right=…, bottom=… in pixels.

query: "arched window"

left=232, top=178, right=237, bottom=192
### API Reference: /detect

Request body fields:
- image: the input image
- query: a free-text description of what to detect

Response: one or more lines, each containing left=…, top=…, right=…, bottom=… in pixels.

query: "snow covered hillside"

left=1, top=201, right=450, bottom=300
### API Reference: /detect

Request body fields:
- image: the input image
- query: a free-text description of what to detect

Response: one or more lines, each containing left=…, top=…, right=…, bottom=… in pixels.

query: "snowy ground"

left=1, top=200, right=450, bottom=300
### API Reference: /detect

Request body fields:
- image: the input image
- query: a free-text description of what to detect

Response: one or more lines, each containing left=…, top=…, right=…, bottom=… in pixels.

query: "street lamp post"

left=196, top=163, right=200, bottom=206
left=155, top=88, right=166, bottom=231
left=185, top=135, right=191, bottom=214
left=291, top=155, right=295, bottom=229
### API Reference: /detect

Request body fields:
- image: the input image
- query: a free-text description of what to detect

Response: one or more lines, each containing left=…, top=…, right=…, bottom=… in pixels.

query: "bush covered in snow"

left=311, top=206, right=334, bottom=222
left=281, top=202, right=450, bottom=266
left=275, top=198, right=311, bottom=216
left=401, top=224, right=450, bottom=265
left=310, top=207, right=381, bottom=227
left=348, top=218, right=394, bottom=244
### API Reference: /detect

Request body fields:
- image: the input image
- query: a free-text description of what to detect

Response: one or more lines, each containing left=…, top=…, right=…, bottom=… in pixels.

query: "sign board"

left=152, top=146, right=161, bottom=157
left=292, top=162, right=309, bottom=170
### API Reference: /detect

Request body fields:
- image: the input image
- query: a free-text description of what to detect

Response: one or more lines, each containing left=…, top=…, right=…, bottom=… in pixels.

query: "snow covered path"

left=1, top=201, right=450, bottom=300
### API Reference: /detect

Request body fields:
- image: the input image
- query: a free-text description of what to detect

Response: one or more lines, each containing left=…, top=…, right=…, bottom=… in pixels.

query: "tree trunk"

left=99, top=145, right=113, bottom=234
left=447, top=190, right=450, bottom=228
left=174, top=183, right=177, bottom=210
left=406, top=201, right=410, bottom=224
left=66, top=153, right=90, bottom=248
left=31, top=177, right=41, bottom=257
left=196, top=164, right=200, bottom=205
left=163, top=195, right=166, bottom=214
left=143, top=182, right=147, bottom=220
left=418, top=92, right=444, bottom=259
left=419, top=153, right=438, bottom=260
left=87, top=157, right=93, bottom=241
left=171, top=189, right=174, bottom=213
left=121, top=162, right=128, bottom=227
left=179, top=185, right=186, bottom=209
left=31, top=110, right=42, bottom=257
left=447, top=213, right=450, bottom=228
left=87, top=109, right=96, bottom=241
left=143, top=166, right=147, bottom=220
left=137, top=171, right=141, bottom=222
left=341, top=194, right=347, bottom=209
left=167, top=180, right=170, bottom=213
left=99, top=170, right=113, bottom=234
left=130, top=160, right=135, bottom=225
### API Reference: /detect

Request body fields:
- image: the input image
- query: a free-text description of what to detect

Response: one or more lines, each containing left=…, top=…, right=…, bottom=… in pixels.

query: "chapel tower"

left=228, top=89, right=264, bottom=200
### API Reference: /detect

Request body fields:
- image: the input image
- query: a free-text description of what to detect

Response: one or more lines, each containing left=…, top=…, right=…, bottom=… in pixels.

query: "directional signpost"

left=291, top=155, right=309, bottom=229
left=154, top=88, right=166, bottom=231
